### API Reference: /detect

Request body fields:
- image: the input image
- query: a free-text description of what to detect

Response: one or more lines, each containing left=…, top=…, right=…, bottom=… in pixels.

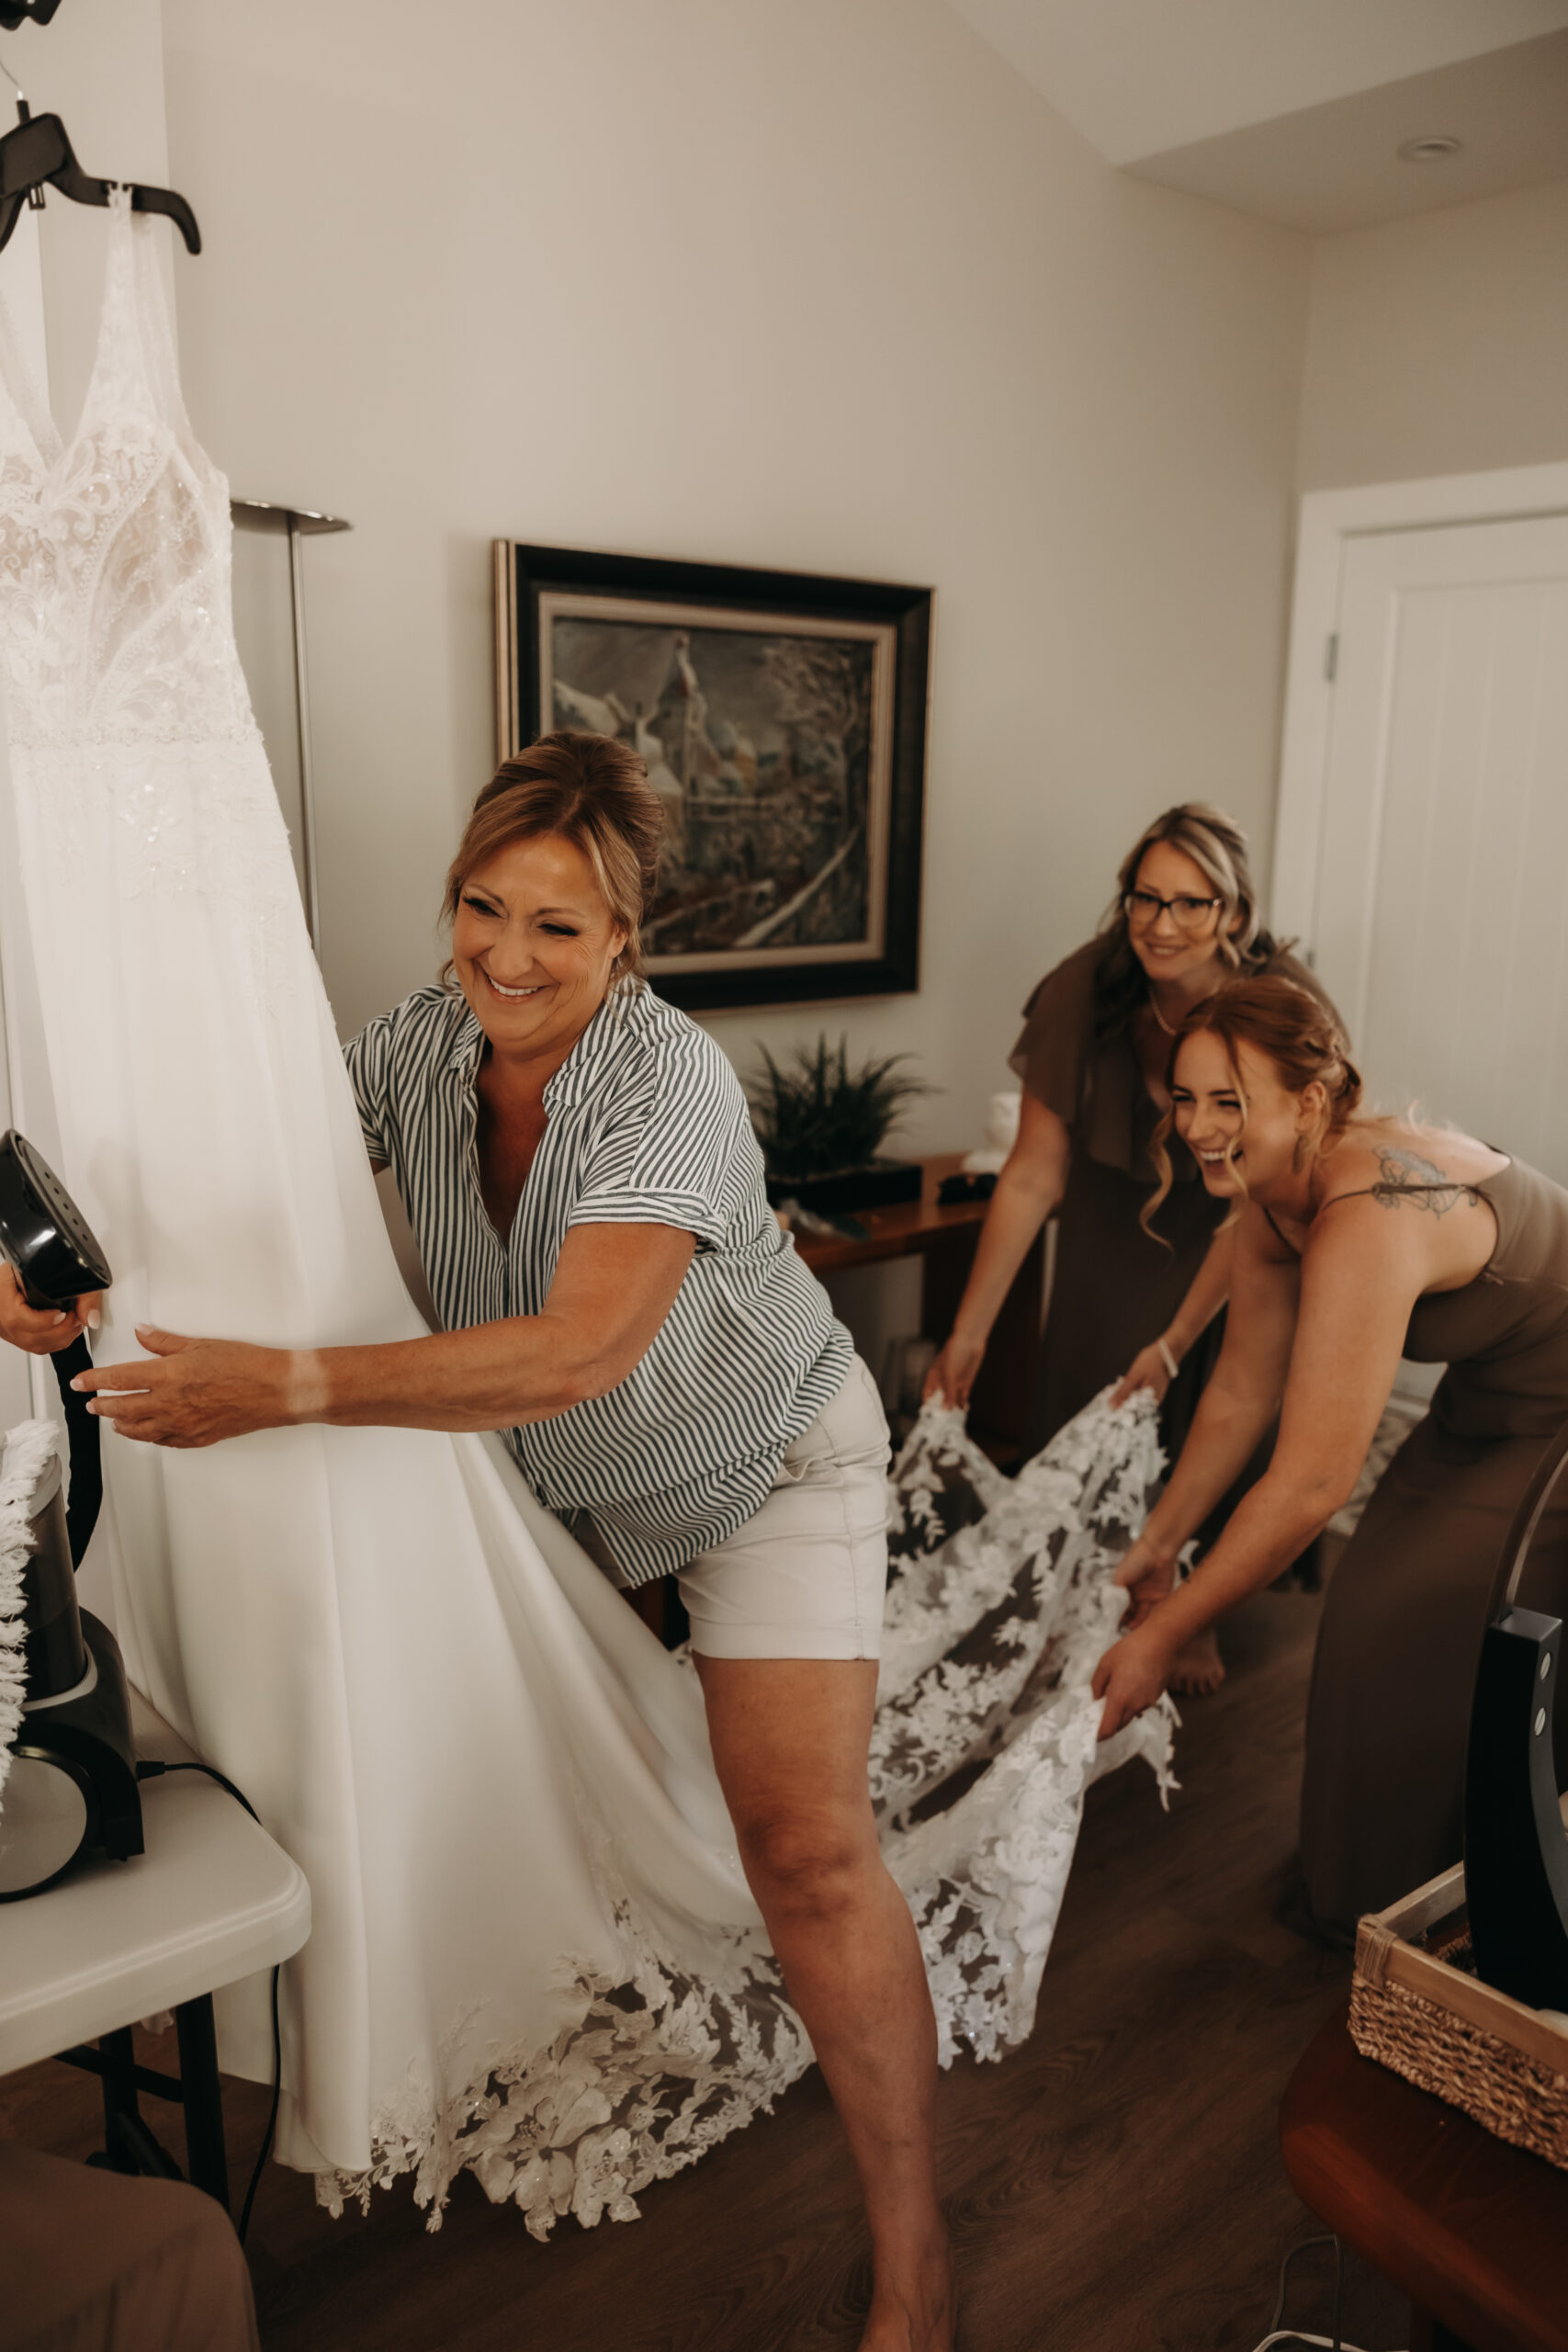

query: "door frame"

left=1271, top=460, right=1568, bottom=953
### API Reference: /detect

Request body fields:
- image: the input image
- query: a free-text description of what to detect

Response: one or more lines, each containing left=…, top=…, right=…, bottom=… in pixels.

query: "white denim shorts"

left=678, top=1355, right=891, bottom=1662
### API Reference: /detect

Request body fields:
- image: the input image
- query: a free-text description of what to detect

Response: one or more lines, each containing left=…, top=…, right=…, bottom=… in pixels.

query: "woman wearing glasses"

left=927, top=805, right=1329, bottom=1694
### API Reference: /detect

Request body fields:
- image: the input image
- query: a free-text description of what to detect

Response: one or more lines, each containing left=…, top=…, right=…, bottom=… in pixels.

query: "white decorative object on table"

left=962, top=1087, right=1022, bottom=1175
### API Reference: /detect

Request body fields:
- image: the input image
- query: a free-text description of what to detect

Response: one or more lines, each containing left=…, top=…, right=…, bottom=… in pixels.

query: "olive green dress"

left=1009, top=937, right=1324, bottom=1459
left=1300, top=1158, right=1568, bottom=1939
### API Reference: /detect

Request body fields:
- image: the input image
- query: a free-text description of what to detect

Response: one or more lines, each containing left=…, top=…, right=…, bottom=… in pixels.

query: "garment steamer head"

left=0, top=1128, right=113, bottom=1308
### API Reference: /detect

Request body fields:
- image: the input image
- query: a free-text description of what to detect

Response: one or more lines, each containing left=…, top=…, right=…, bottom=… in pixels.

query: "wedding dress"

left=0, top=198, right=1174, bottom=2234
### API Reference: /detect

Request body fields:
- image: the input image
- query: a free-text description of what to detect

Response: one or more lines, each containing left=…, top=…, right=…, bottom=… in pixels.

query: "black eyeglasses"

left=1123, top=889, right=1224, bottom=933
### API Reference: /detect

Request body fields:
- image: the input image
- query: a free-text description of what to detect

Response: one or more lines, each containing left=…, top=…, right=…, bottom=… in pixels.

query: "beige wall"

left=159, top=0, right=1310, bottom=1155
left=6, top=7, right=1563, bottom=1175
left=1297, top=177, right=1568, bottom=492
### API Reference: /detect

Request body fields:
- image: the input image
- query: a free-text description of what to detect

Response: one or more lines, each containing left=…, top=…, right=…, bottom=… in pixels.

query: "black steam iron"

left=1462, top=1417, right=1568, bottom=2013
left=0, top=1128, right=141, bottom=1901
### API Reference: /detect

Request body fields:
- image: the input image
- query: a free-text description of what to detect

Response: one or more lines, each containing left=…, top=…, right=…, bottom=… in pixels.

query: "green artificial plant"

left=748, top=1034, right=930, bottom=1181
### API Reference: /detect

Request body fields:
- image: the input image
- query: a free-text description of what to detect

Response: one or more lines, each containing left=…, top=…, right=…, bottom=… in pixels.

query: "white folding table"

left=0, top=1694, right=310, bottom=2208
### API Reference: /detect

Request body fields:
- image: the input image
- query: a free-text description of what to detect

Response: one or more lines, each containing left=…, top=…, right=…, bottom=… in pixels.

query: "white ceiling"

left=948, top=0, right=1568, bottom=162
left=1128, top=29, right=1568, bottom=235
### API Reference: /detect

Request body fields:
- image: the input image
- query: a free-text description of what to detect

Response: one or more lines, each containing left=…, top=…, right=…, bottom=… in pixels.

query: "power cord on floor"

left=134, top=1758, right=283, bottom=2245
left=1246, top=2232, right=1407, bottom=2352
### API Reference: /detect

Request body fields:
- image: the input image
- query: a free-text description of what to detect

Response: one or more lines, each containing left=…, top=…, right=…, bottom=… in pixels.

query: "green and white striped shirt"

left=344, top=979, right=852, bottom=1586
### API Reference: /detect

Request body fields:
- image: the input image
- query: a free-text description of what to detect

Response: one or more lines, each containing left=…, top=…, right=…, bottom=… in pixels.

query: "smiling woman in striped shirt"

left=74, top=729, right=951, bottom=2352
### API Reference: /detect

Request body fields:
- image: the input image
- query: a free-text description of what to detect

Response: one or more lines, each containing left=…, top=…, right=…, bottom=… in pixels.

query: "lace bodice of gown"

left=0, top=192, right=295, bottom=963
left=0, top=188, right=250, bottom=748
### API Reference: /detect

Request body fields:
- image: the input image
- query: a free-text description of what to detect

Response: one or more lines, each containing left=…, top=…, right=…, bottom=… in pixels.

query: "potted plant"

left=747, top=1034, right=930, bottom=1213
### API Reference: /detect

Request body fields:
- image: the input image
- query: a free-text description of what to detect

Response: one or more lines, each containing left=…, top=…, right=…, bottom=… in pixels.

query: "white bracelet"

left=1156, top=1336, right=1179, bottom=1381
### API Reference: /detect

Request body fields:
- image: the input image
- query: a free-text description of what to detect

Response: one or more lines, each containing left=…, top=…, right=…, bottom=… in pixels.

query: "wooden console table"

left=792, top=1153, right=1043, bottom=1463
left=1280, top=2001, right=1568, bottom=2352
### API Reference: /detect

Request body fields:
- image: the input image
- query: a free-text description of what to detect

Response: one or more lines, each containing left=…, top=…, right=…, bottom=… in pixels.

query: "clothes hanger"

left=0, top=5, right=66, bottom=27
left=0, top=74, right=200, bottom=258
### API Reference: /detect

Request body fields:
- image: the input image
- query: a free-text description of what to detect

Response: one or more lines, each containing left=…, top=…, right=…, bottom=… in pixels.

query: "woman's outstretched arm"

left=1117, top=1211, right=1301, bottom=1598
left=924, top=1090, right=1069, bottom=1408
left=1111, top=1219, right=1237, bottom=1405
left=1093, top=1197, right=1426, bottom=1736
left=72, top=1222, right=696, bottom=1447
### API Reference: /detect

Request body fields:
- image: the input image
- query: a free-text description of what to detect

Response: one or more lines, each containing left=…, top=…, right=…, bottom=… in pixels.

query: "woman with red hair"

left=1091, top=976, right=1568, bottom=1942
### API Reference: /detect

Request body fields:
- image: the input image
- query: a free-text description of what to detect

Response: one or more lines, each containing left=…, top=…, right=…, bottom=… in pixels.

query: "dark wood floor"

left=3, top=1576, right=1415, bottom=2351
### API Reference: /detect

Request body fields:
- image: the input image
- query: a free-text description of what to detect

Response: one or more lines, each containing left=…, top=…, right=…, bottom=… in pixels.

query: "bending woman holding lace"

left=926, top=804, right=1330, bottom=1695
left=1092, top=976, right=1568, bottom=1944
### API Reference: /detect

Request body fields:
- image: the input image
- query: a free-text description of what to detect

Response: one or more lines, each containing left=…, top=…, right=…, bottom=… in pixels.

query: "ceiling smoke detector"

left=1397, top=133, right=1464, bottom=164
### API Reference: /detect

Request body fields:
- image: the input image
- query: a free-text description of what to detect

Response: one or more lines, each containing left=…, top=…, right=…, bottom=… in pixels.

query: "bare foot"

left=860, top=2240, right=955, bottom=2352
left=1168, top=1626, right=1224, bottom=1697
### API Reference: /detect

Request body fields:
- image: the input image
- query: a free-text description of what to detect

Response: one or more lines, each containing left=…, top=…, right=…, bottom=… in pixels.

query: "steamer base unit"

left=0, top=1127, right=141, bottom=1900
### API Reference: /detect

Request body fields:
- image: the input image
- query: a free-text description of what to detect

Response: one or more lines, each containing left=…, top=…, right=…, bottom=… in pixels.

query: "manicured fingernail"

left=87, top=1307, right=100, bottom=1330
left=70, top=1375, right=85, bottom=1391
left=51, top=1311, right=64, bottom=1325
left=85, top=1401, right=100, bottom=1415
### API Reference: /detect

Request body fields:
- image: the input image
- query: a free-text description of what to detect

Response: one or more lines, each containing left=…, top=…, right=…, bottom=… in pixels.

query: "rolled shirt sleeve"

left=565, top=1026, right=750, bottom=1253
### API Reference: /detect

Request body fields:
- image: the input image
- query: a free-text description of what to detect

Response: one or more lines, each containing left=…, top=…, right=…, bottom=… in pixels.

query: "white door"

left=1292, top=510, right=1568, bottom=1184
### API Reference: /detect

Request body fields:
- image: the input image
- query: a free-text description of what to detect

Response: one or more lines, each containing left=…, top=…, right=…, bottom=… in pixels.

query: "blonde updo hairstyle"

left=1142, top=976, right=1363, bottom=1238
left=442, top=729, right=666, bottom=988
left=1094, top=803, right=1278, bottom=1043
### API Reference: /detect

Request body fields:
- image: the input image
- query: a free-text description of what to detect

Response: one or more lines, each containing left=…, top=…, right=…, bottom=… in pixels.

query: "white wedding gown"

left=0, top=199, right=1175, bottom=2233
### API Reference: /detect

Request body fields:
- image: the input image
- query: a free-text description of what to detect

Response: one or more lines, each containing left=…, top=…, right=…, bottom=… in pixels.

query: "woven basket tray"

left=1349, top=1808, right=1568, bottom=2171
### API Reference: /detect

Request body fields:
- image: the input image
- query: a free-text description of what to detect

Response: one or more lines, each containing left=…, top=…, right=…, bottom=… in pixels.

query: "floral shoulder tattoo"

left=1368, top=1145, right=1471, bottom=1216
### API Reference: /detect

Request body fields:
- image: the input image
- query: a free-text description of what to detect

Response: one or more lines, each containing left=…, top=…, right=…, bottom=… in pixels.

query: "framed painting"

left=493, top=542, right=931, bottom=1011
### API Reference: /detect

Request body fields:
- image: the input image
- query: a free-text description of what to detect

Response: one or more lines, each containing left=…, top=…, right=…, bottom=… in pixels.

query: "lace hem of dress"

left=316, top=1390, right=1176, bottom=2235
left=320, top=1913, right=808, bottom=2239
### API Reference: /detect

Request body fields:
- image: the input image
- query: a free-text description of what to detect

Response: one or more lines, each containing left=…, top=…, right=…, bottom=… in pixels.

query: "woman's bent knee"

left=737, top=1809, right=877, bottom=1908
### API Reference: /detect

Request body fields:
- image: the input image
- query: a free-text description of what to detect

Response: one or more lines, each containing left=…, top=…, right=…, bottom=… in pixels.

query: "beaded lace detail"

left=0, top=196, right=297, bottom=958
left=0, top=191, right=252, bottom=750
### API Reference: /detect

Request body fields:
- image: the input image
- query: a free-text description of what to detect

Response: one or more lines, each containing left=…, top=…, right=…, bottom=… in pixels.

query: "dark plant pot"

left=765, top=1158, right=923, bottom=1214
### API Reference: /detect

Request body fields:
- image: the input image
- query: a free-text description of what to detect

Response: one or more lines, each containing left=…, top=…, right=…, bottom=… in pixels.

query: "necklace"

left=1148, top=996, right=1179, bottom=1037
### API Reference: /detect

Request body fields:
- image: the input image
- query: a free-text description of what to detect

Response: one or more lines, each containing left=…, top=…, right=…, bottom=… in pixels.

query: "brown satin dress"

left=1009, top=936, right=1325, bottom=1459
left=1300, top=1158, right=1568, bottom=1939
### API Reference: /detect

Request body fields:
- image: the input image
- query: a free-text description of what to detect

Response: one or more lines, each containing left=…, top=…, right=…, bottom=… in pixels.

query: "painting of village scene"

left=539, top=597, right=894, bottom=978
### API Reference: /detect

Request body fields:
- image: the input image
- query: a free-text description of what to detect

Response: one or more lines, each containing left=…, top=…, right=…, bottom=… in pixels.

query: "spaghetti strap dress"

left=1299, top=1158, right=1568, bottom=1938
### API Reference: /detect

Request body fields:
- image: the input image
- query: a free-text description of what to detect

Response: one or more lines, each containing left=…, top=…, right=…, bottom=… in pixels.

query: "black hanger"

left=0, top=5, right=65, bottom=28
left=0, top=99, right=199, bottom=257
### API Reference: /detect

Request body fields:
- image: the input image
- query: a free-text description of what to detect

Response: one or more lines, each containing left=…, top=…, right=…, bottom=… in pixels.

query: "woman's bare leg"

left=695, top=1656, right=953, bottom=2352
